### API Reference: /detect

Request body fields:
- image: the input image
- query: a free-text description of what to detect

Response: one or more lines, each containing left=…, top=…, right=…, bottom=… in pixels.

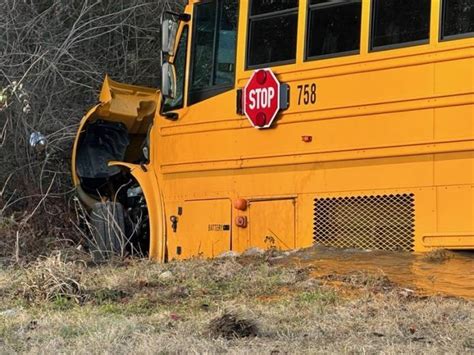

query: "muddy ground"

left=0, top=248, right=473, bottom=354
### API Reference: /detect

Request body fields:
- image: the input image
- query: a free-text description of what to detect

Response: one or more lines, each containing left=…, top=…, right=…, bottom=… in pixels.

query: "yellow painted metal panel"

left=434, top=152, right=474, bottom=186
left=248, top=199, right=296, bottom=251
left=412, top=188, right=437, bottom=252
left=423, top=234, right=474, bottom=249
left=160, top=109, right=436, bottom=169
left=437, top=185, right=474, bottom=234
left=322, top=156, right=434, bottom=192
left=435, top=104, right=474, bottom=141
left=296, top=194, right=317, bottom=249
left=168, top=199, right=232, bottom=260
left=435, top=58, right=474, bottom=96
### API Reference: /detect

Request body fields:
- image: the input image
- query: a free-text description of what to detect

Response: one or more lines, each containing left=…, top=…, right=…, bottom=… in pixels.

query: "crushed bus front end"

left=71, top=76, right=166, bottom=261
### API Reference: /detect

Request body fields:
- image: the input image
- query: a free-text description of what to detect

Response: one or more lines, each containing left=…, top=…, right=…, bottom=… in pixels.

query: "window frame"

left=246, top=1, right=299, bottom=70
left=304, top=0, right=362, bottom=62
left=439, top=0, right=474, bottom=42
left=369, top=0, right=431, bottom=52
left=188, top=0, right=239, bottom=106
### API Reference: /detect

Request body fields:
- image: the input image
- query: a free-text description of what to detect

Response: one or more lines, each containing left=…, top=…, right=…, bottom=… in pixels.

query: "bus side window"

left=371, top=0, right=431, bottom=50
left=189, top=0, right=238, bottom=106
left=441, top=0, right=474, bottom=40
left=247, top=0, right=299, bottom=68
left=306, top=0, right=362, bottom=60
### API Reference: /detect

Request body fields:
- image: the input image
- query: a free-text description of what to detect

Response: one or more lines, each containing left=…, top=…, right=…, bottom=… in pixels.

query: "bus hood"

left=96, top=75, right=161, bottom=126
left=71, top=75, right=161, bottom=189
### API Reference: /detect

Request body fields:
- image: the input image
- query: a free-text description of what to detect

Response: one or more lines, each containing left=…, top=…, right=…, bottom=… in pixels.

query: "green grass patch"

left=296, top=290, right=338, bottom=305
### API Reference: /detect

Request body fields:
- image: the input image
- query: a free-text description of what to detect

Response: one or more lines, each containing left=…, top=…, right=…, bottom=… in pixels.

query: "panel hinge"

left=236, top=88, right=243, bottom=115
left=280, top=83, right=290, bottom=110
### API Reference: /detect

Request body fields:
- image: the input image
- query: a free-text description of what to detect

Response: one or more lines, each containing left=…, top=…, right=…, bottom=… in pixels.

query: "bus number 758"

left=297, top=83, right=317, bottom=105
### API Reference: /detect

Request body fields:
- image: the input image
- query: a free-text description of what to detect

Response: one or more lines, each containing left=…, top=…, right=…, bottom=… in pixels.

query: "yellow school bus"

left=72, top=0, right=474, bottom=261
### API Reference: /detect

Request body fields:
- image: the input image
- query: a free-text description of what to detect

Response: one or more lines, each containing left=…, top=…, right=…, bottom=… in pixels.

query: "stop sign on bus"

left=243, top=69, right=281, bottom=129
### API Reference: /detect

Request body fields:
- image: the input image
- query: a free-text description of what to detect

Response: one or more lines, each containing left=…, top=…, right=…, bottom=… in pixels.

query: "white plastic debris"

left=29, top=132, right=47, bottom=152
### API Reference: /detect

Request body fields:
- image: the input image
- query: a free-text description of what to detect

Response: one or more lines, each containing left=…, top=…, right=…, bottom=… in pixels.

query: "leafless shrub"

left=20, top=253, right=86, bottom=303
left=0, top=0, right=184, bottom=260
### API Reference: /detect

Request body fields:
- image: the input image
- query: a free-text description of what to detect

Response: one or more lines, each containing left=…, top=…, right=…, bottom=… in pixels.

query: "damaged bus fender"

left=108, top=161, right=166, bottom=262
left=72, top=75, right=165, bottom=260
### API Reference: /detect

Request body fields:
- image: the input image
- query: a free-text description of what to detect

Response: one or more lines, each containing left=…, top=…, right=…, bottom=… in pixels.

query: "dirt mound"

left=209, top=312, right=259, bottom=339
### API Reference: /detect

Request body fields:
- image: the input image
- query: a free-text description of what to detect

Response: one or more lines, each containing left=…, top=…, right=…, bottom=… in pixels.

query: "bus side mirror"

left=162, top=62, right=177, bottom=99
left=162, top=19, right=178, bottom=56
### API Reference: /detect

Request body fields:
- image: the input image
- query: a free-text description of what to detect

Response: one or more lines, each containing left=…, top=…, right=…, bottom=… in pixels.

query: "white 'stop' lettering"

left=248, top=87, right=275, bottom=110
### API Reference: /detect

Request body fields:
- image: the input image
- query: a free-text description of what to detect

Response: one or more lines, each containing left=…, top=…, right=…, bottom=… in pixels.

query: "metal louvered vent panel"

left=313, top=194, right=415, bottom=252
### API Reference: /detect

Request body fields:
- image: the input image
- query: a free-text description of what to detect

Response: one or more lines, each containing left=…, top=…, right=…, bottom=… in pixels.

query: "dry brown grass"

left=0, top=253, right=473, bottom=353
left=321, top=270, right=398, bottom=294
left=422, top=249, right=455, bottom=263
left=19, top=253, right=86, bottom=303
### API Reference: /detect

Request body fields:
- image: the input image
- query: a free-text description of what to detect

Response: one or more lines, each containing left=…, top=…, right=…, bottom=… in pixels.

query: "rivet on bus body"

left=256, top=112, right=266, bottom=127
left=302, top=135, right=313, bottom=143
left=256, top=70, right=267, bottom=84
left=233, top=198, right=248, bottom=211
left=235, top=216, right=248, bottom=228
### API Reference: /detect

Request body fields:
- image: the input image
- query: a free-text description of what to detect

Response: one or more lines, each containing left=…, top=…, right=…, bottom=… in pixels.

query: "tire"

left=89, top=202, right=126, bottom=261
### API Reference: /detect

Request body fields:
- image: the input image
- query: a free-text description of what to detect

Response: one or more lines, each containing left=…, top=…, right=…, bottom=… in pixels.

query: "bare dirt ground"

left=0, top=249, right=473, bottom=354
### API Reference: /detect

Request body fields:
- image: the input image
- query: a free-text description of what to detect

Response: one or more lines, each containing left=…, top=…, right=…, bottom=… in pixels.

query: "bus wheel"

left=89, top=202, right=126, bottom=261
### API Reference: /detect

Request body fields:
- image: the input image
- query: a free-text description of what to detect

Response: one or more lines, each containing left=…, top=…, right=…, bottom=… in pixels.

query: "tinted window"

left=251, top=0, right=298, bottom=15
left=189, top=0, right=238, bottom=105
left=215, top=0, right=238, bottom=85
left=371, top=0, right=431, bottom=49
left=247, top=0, right=298, bottom=67
left=441, top=0, right=474, bottom=39
left=163, top=27, right=188, bottom=112
left=190, top=2, right=216, bottom=91
left=307, top=0, right=362, bottom=59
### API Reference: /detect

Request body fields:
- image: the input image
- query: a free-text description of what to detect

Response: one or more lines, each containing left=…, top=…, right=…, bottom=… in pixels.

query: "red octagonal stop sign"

left=243, top=69, right=280, bottom=129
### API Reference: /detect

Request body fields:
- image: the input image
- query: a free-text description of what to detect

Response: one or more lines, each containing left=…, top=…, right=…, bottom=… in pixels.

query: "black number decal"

left=297, top=83, right=317, bottom=105
left=297, top=85, right=303, bottom=105
left=303, top=84, right=310, bottom=104
left=310, top=83, right=317, bottom=104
